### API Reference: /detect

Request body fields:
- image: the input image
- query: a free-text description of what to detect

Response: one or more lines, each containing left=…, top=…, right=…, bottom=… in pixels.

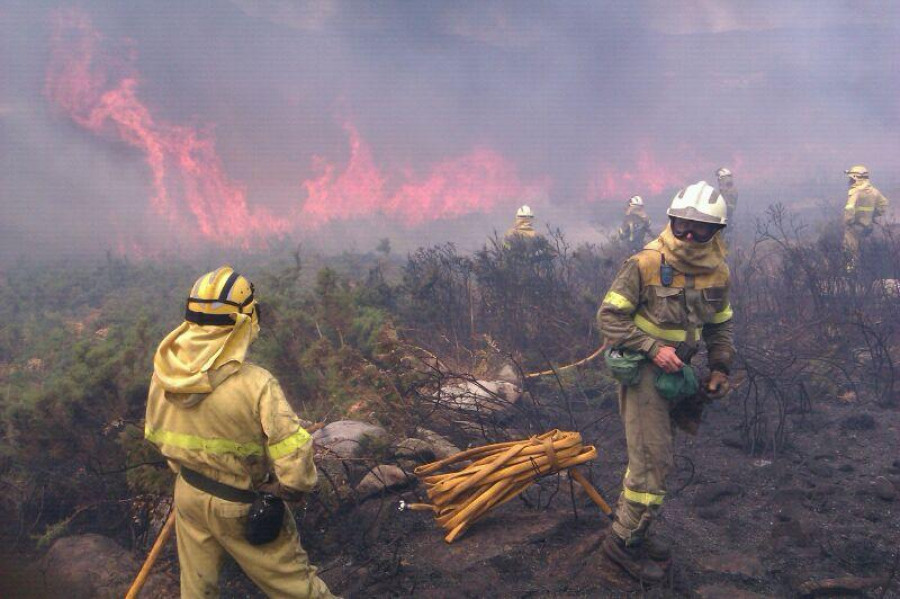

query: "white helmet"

left=667, top=181, right=728, bottom=226
left=716, top=167, right=733, bottom=179
left=516, top=205, right=534, bottom=218
left=628, top=195, right=644, bottom=207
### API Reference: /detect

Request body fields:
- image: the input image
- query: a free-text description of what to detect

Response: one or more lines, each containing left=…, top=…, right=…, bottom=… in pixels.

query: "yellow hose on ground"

left=524, top=344, right=606, bottom=379
left=408, top=430, right=613, bottom=543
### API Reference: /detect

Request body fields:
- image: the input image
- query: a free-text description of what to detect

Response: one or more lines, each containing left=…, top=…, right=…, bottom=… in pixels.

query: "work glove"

left=705, top=370, right=730, bottom=400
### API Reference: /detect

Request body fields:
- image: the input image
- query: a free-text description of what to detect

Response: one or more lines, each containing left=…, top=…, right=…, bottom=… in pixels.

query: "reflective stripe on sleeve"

left=268, top=427, right=312, bottom=459
left=145, top=425, right=263, bottom=457
left=603, top=290, right=636, bottom=312
left=623, top=486, right=665, bottom=506
left=709, top=303, right=734, bottom=324
left=633, top=313, right=699, bottom=342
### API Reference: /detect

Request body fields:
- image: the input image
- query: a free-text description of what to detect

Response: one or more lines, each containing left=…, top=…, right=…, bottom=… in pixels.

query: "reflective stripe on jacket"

left=597, top=250, right=735, bottom=372
left=145, top=363, right=317, bottom=493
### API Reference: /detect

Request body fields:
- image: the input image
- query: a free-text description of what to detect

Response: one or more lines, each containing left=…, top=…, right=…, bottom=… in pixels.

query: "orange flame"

left=45, top=9, right=289, bottom=247
left=301, top=122, right=544, bottom=226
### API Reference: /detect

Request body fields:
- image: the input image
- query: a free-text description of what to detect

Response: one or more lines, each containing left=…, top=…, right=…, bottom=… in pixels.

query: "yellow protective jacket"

left=146, top=362, right=316, bottom=493
left=845, top=181, right=889, bottom=229
left=617, top=208, right=652, bottom=244
left=598, top=240, right=735, bottom=373
left=505, top=216, right=537, bottom=239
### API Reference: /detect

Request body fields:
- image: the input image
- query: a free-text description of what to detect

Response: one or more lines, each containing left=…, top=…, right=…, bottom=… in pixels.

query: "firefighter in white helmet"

left=715, top=167, right=738, bottom=239
left=617, top=195, right=653, bottom=252
left=597, top=182, right=735, bottom=583
left=843, top=165, right=889, bottom=269
left=145, top=266, right=335, bottom=598
left=505, top=204, right=538, bottom=240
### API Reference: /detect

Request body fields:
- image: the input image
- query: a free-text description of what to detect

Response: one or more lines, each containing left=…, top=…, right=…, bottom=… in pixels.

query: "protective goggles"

left=670, top=217, right=722, bottom=244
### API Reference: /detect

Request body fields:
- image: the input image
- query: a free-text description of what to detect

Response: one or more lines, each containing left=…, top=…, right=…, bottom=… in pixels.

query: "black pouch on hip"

left=245, top=492, right=285, bottom=545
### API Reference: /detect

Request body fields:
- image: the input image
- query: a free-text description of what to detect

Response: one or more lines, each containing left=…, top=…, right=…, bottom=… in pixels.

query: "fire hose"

left=524, top=344, right=606, bottom=379
left=124, top=421, right=326, bottom=599
left=406, top=430, right=613, bottom=543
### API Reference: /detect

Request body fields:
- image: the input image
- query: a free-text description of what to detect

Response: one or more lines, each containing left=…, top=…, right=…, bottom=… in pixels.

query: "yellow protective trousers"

left=611, top=363, right=673, bottom=545
left=173, top=477, right=335, bottom=599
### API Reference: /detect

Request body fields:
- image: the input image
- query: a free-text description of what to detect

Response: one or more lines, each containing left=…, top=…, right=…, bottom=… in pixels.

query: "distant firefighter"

left=617, top=195, right=653, bottom=252
left=598, top=181, right=734, bottom=583
left=715, top=167, right=738, bottom=236
left=843, top=165, right=889, bottom=270
left=505, top=204, right=538, bottom=240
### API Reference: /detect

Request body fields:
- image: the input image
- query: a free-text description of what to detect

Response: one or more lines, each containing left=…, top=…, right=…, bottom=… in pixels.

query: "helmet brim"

left=668, top=207, right=726, bottom=226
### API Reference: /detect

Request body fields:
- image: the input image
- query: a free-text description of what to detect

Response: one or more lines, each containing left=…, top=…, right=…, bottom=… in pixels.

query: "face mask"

left=670, top=218, right=721, bottom=243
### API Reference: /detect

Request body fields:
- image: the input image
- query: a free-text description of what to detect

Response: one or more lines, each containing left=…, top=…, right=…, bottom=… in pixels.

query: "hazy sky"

left=1, top=1, right=899, bottom=259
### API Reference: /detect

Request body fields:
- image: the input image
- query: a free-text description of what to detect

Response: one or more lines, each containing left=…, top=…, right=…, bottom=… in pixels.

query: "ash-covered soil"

left=218, top=392, right=900, bottom=598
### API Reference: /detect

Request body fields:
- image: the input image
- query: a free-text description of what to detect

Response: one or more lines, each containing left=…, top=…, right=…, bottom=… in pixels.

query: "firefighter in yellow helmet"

left=843, top=165, right=889, bottom=270
left=505, top=204, right=538, bottom=240
left=617, top=195, right=653, bottom=252
left=145, top=266, right=335, bottom=599
left=597, top=182, right=735, bottom=583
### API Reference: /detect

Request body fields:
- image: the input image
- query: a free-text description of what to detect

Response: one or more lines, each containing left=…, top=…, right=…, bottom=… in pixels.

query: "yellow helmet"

left=845, top=165, right=869, bottom=179
left=185, top=266, right=258, bottom=326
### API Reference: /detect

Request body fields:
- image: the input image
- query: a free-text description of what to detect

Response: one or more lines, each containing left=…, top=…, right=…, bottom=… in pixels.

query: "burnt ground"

left=209, top=388, right=900, bottom=599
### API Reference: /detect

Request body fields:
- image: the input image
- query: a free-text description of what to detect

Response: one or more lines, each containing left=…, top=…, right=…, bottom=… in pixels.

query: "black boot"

left=642, top=536, right=671, bottom=562
left=602, top=534, right=665, bottom=583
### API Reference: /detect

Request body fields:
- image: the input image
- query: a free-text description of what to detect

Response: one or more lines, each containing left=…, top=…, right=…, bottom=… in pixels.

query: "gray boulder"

left=355, top=465, right=415, bottom=499
left=313, top=420, right=389, bottom=459
left=437, top=379, right=521, bottom=413
left=41, top=533, right=178, bottom=599
left=415, top=427, right=461, bottom=459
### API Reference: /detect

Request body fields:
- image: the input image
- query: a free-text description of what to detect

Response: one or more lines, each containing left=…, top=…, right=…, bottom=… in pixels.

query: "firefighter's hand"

left=652, top=346, right=684, bottom=373
left=706, top=370, right=730, bottom=399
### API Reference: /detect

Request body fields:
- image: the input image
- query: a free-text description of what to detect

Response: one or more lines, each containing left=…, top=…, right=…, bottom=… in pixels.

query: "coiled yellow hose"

left=408, top=430, right=613, bottom=543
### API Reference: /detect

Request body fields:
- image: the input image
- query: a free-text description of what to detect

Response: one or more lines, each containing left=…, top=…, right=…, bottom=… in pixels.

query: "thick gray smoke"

left=1, top=0, right=898, bottom=261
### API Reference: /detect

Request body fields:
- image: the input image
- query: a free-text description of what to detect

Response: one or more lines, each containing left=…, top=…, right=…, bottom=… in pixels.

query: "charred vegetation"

left=0, top=216, right=898, bottom=598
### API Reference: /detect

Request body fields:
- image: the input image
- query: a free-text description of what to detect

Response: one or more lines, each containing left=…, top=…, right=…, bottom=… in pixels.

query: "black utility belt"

left=180, top=466, right=257, bottom=503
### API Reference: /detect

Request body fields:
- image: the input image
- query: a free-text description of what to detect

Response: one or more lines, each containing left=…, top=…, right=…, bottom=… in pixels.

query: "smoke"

left=1, top=1, right=899, bottom=260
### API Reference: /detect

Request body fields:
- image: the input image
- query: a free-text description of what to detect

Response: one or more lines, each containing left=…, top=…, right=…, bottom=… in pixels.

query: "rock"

left=771, top=487, right=809, bottom=505
left=721, top=435, right=744, bottom=449
left=693, top=482, right=742, bottom=507
left=697, top=506, right=726, bottom=521
left=872, top=477, right=896, bottom=501
left=393, top=438, right=436, bottom=463
left=840, top=414, right=876, bottom=431
left=355, top=465, right=415, bottom=499
left=313, top=420, right=389, bottom=459
left=698, top=553, right=765, bottom=579
left=496, top=363, right=523, bottom=386
left=807, top=461, right=834, bottom=478
left=436, top=379, right=522, bottom=413
left=415, top=427, right=461, bottom=459
left=696, top=584, right=772, bottom=599
left=771, top=518, right=812, bottom=548
left=41, top=534, right=178, bottom=599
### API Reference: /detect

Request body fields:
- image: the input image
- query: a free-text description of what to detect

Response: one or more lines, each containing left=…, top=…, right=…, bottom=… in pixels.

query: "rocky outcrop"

left=313, top=420, right=389, bottom=459
left=41, top=534, right=178, bottom=599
